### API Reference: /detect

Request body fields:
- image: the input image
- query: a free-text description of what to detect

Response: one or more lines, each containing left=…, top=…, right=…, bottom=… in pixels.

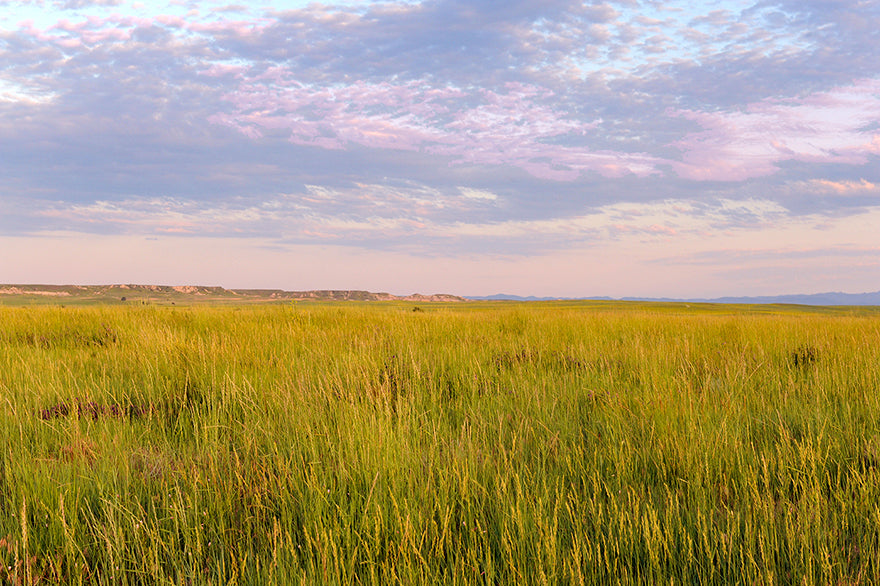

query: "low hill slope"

left=0, top=284, right=467, bottom=304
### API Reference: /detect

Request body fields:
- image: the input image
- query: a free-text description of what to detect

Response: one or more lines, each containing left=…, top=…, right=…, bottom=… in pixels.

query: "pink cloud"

left=27, top=13, right=151, bottom=46
left=213, top=74, right=661, bottom=180
left=81, top=27, right=132, bottom=43
left=56, top=37, right=83, bottom=49
left=198, top=63, right=248, bottom=78
left=670, top=78, right=880, bottom=181
left=25, top=11, right=266, bottom=51
left=805, top=178, right=878, bottom=195
left=187, top=18, right=273, bottom=37
left=52, top=19, right=88, bottom=33
left=155, top=14, right=187, bottom=28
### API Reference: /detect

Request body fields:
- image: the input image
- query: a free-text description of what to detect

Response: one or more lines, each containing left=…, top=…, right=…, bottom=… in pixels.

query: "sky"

left=1, top=0, right=879, bottom=297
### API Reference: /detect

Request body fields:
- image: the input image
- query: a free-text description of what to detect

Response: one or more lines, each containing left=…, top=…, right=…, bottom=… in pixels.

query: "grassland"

left=1, top=300, right=880, bottom=584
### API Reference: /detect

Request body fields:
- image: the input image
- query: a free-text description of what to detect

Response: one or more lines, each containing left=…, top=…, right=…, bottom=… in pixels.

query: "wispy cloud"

left=210, top=76, right=660, bottom=180
left=803, top=178, right=879, bottom=195
left=30, top=189, right=801, bottom=258
left=670, top=78, right=880, bottom=181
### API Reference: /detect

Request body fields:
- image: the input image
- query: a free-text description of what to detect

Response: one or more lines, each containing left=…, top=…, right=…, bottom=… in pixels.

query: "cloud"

left=55, top=0, right=123, bottom=8
left=805, top=179, right=878, bottom=195
left=459, top=187, right=498, bottom=201
left=29, top=179, right=501, bottom=243
left=27, top=186, right=807, bottom=258
left=655, top=245, right=880, bottom=266
left=0, top=77, right=58, bottom=103
left=446, top=197, right=790, bottom=243
left=669, top=78, right=880, bottom=181
left=211, top=74, right=661, bottom=180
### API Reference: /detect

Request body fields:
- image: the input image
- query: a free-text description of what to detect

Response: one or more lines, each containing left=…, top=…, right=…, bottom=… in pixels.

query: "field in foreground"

left=1, top=301, right=879, bottom=584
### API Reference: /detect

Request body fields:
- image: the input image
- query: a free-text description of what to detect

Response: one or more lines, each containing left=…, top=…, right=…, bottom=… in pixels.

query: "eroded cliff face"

left=234, top=289, right=467, bottom=302
left=0, top=287, right=71, bottom=296
left=0, top=284, right=469, bottom=303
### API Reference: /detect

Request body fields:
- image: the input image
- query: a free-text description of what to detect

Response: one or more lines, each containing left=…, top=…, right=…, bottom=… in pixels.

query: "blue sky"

left=1, top=0, right=879, bottom=297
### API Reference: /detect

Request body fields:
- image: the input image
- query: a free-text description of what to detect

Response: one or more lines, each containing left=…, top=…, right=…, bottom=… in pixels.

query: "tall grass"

left=1, top=302, right=879, bottom=584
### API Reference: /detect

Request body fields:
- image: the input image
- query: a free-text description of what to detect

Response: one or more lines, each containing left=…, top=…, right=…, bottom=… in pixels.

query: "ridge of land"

left=0, top=284, right=467, bottom=304
left=468, top=290, right=880, bottom=306
left=5, top=285, right=879, bottom=306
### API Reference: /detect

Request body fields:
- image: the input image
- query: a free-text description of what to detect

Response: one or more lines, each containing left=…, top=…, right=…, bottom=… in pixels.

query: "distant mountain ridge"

left=0, top=284, right=466, bottom=303
left=468, top=291, right=880, bottom=305
left=656, top=291, right=880, bottom=306
left=3, top=285, right=878, bottom=306
left=467, top=294, right=612, bottom=302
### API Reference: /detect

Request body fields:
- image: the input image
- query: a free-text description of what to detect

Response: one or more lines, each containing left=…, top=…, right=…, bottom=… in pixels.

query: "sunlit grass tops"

left=1, top=302, right=879, bottom=584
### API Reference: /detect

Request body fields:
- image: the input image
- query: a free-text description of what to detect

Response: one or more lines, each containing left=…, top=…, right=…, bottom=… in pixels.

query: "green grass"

left=1, top=301, right=880, bottom=584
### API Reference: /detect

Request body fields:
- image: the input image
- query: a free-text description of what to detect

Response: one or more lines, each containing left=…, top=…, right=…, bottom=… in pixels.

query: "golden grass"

left=1, top=301, right=879, bottom=584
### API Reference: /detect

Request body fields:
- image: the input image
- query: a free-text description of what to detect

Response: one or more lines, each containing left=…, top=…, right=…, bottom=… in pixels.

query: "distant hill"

left=0, top=285, right=467, bottom=304
left=232, top=289, right=466, bottom=303
left=467, top=294, right=615, bottom=301
left=469, top=291, right=880, bottom=305
left=467, top=294, right=562, bottom=301
left=627, top=291, right=880, bottom=306
left=4, top=285, right=878, bottom=306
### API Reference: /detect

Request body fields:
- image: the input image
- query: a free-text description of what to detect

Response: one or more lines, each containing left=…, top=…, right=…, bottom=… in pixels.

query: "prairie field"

left=1, top=301, right=879, bottom=584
